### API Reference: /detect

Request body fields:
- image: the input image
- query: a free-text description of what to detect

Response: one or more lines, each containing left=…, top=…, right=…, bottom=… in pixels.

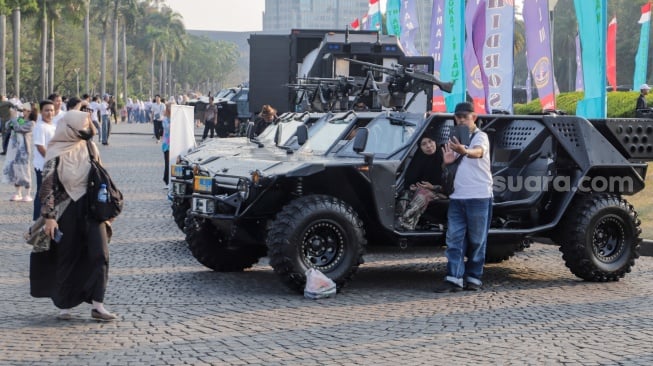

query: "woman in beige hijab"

left=30, top=110, right=117, bottom=321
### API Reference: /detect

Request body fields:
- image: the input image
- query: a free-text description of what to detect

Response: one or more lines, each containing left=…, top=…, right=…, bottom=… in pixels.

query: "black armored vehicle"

left=185, top=107, right=652, bottom=292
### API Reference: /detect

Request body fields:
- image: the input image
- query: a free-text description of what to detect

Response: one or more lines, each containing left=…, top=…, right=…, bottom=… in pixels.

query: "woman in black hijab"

left=397, top=130, right=445, bottom=230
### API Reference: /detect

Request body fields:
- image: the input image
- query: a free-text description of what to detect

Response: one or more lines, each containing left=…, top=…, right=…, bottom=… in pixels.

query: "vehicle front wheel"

left=266, top=195, right=366, bottom=293
left=558, top=194, right=640, bottom=282
left=186, top=217, right=265, bottom=272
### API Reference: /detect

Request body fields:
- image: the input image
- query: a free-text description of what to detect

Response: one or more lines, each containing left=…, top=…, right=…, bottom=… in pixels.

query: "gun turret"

left=345, top=58, right=454, bottom=111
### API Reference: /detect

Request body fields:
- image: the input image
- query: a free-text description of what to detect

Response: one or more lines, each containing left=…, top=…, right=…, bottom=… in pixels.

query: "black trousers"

left=153, top=119, right=163, bottom=140
left=202, top=120, right=216, bottom=139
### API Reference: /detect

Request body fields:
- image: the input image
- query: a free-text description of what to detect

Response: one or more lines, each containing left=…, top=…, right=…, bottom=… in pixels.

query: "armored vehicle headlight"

left=194, top=176, right=213, bottom=194
left=237, top=178, right=250, bottom=200
left=171, top=164, right=184, bottom=178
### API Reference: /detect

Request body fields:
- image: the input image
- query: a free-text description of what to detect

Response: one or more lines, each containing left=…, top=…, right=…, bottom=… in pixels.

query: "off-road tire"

left=186, top=217, right=264, bottom=272
left=558, top=193, right=640, bottom=282
left=171, top=199, right=190, bottom=232
left=266, top=195, right=366, bottom=293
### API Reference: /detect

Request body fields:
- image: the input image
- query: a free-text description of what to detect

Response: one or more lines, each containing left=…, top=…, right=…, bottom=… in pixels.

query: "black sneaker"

left=434, top=281, right=463, bottom=293
left=464, top=282, right=482, bottom=291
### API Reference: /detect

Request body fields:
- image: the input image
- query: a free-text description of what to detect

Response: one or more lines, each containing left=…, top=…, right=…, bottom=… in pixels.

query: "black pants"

left=33, top=169, right=43, bottom=221
left=153, top=119, right=163, bottom=140
left=1, top=128, right=10, bottom=154
left=163, top=150, right=169, bottom=185
left=202, top=120, right=216, bottom=139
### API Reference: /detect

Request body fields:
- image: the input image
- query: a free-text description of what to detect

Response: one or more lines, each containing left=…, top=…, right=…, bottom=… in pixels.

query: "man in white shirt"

left=48, top=93, right=66, bottom=127
left=32, top=100, right=56, bottom=221
left=150, top=95, right=166, bottom=143
left=435, top=102, right=493, bottom=293
left=99, top=94, right=111, bottom=145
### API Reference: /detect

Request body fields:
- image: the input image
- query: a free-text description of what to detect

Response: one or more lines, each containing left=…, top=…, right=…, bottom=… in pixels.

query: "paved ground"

left=1, top=122, right=653, bottom=365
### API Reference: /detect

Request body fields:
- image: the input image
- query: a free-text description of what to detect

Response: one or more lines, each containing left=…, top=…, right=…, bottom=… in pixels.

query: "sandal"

left=10, top=194, right=22, bottom=201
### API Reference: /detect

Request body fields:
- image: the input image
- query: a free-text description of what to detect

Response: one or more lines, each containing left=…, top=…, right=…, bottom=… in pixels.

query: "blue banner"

left=634, top=3, right=651, bottom=89
left=386, top=0, right=401, bottom=36
left=428, top=0, right=446, bottom=111
left=400, top=0, right=420, bottom=56
left=483, top=0, right=514, bottom=113
left=574, top=0, right=607, bottom=118
left=441, top=0, right=465, bottom=112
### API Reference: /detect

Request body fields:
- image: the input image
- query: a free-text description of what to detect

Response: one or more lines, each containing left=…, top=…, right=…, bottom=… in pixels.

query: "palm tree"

left=0, top=11, right=6, bottom=97
left=111, top=0, right=137, bottom=104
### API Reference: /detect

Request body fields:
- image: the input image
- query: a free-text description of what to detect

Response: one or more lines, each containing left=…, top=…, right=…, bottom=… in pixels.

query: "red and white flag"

left=350, top=18, right=360, bottom=31
left=607, top=16, right=617, bottom=91
left=639, top=2, right=651, bottom=24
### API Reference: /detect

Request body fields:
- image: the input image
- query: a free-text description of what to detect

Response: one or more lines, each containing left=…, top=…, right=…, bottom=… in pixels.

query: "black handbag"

left=87, top=142, right=124, bottom=221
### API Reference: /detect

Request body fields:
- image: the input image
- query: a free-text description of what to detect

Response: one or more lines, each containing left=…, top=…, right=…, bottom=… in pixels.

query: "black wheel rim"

left=592, top=215, right=627, bottom=263
left=300, top=220, right=345, bottom=271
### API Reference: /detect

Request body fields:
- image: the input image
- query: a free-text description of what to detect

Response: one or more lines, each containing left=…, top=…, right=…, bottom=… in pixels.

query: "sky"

left=165, top=0, right=524, bottom=32
left=165, top=0, right=266, bottom=32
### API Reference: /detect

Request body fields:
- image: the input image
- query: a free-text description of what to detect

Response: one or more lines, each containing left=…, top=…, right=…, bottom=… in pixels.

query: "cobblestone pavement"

left=1, top=123, right=653, bottom=365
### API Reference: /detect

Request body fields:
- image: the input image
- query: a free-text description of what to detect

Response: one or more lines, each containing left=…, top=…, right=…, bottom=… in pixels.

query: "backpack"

left=86, top=142, right=124, bottom=221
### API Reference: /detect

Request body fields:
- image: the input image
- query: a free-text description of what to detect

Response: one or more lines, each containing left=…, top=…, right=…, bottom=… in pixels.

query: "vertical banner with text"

left=386, top=0, right=401, bottom=36
left=483, top=0, right=514, bottom=113
left=633, top=2, right=651, bottom=89
left=429, top=0, right=447, bottom=112
left=606, top=17, right=617, bottom=91
left=441, top=0, right=466, bottom=112
left=523, top=0, right=556, bottom=111
left=400, top=0, right=420, bottom=56
left=464, top=0, right=487, bottom=113
left=574, top=0, right=607, bottom=118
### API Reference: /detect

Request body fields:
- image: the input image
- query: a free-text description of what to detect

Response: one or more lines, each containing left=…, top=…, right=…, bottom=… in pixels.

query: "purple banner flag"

left=429, top=0, right=446, bottom=112
left=483, top=0, right=514, bottom=112
left=400, top=0, right=420, bottom=56
left=464, top=0, right=488, bottom=113
left=523, top=0, right=556, bottom=110
left=575, top=34, right=584, bottom=91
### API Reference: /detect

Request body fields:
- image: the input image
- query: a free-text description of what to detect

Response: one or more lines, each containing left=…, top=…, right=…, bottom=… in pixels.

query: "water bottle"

left=98, top=183, right=109, bottom=203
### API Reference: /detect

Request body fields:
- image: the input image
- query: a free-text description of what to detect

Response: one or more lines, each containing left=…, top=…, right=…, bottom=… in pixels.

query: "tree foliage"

left=0, top=0, right=240, bottom=101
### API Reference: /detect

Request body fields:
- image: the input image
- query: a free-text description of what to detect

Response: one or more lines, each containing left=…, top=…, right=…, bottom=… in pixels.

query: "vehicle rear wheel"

left=186, top=217, right=265, bottom=272
left=558, top=194, right=640, bottom=282
left=171, top=199, right=190, bottom=232
left=267, top=195, right=366, bottom=293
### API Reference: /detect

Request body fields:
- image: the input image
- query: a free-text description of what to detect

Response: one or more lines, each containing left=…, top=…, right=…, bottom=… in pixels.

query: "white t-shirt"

left=89, top=101, right=100, bottom=122
left=52, top=110, right=66, bottom=127
left=151, top=102, right=166, bottom=121
left=32, top=121, right=56, bottom=171
left=450, top=130, right=493, bottom=199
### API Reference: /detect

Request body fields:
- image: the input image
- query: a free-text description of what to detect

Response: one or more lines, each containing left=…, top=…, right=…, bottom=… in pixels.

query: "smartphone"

left=53, top=228, right=63, bottom=243
left=452, top=124, right=471, bottom=146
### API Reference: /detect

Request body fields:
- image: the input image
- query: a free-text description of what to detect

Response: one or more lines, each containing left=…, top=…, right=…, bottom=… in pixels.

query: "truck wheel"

left=558, top=194, right=640, bottom=282
left=266, top=195, right=366, bottom=293
left=186, top=218, right=264, bottom=272
left=171, top=199, right=190, bottom=232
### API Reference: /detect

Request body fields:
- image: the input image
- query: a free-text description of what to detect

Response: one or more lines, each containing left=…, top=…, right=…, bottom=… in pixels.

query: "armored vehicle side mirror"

left=353, top=127, right=369, bottom=153
left=296, top=125, right=308, bottom=145
left=246, top=121, right=255, bottom=139
left=353, top=127, right=374, bottom=165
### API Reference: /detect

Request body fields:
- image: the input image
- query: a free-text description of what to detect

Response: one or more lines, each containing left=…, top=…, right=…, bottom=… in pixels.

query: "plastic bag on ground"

left=304, top=268, right=336, bottom=299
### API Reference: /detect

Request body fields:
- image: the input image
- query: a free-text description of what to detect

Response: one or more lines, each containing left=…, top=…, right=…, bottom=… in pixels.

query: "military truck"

left=185, top=102, right=650, bottom=292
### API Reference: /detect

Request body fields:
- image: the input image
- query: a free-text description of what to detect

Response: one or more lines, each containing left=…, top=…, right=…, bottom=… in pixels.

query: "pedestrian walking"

left=2, top=102, right=35, bottom=201
left=30, top=110, right=117, bottom=321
